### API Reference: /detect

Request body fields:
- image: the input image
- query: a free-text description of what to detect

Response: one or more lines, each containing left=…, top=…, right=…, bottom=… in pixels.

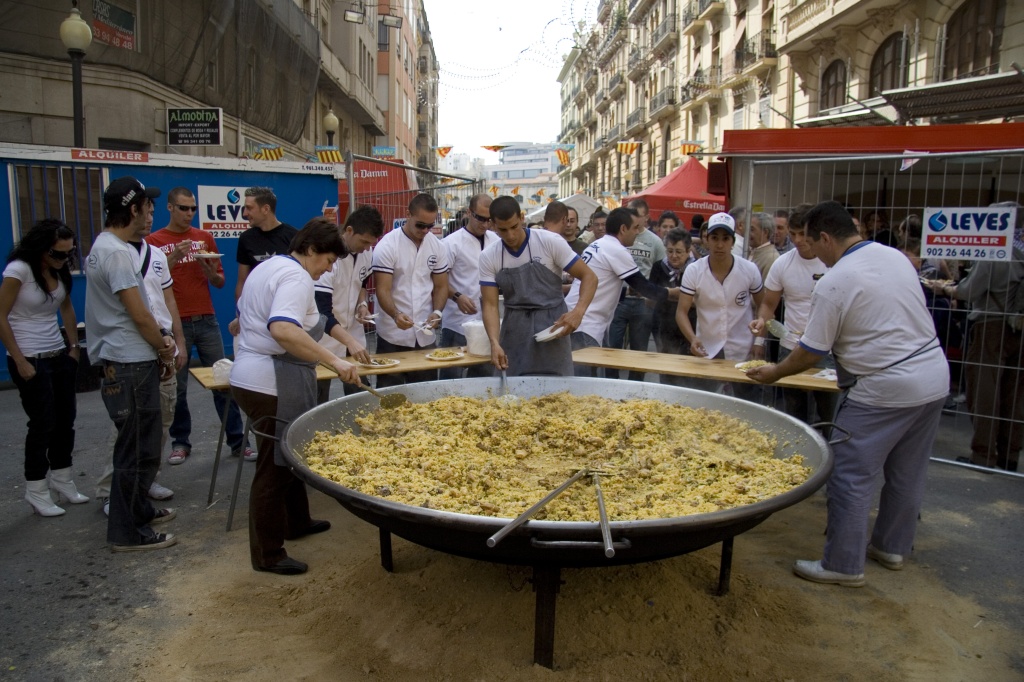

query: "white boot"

left=25, top=479, right=65, bottom=516
left=49, top=467, right=90, bottom=504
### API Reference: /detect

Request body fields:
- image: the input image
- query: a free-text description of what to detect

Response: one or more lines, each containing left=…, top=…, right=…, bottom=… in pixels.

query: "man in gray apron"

left=479, top=196, right=597, bottom=376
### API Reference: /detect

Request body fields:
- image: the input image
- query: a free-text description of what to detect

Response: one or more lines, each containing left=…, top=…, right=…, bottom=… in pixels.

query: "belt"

left=183, top=314, right=215, bottom=322
left=33, top=349, right=66, bottom=359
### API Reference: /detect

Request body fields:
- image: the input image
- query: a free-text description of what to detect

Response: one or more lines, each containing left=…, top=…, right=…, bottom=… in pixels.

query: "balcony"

left=651, top=14, right=678, bottom=54
left=697, top=0, right=724, bottom=21
left=609, top=72, right=626, bottom=99
left=595, top=88, right=609, bottom=112
left=582, top=106, right=597, bottom=127
left=628, top=48, right=649, bottom=81
left=657, top=159, right=667, bottom=179
left=605, top=123, right=623, bottom=146
left=629, top=0, right=657, bottom=23
left=741, top=30, right=778, bottom=75
left=584, top=68, right=598, bottom=92
left=595, top=135, right=608, bottom=156
left=626, top=106, right=646, bottom=136
left=596, top=20, right=626, bottom=66
left=631, top=170, right=642, bottom=189
left=597, top=0, right=611, bottom=22
left=680, top=65, right=723, bottom=109
left=782, top=0, right=828, bottom=45
left=418, top=56, right=428, bottom=75
left=611, top=177, right=621, bottom=192
left=417, top=122, right=427, bottom=137
left=650, top=85, right=678, bottom=119
left=681, top=2, right=706, bottom=37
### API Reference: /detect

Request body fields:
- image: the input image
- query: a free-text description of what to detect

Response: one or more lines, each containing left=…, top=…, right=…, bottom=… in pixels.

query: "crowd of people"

left=3, top=173, right=1019, bottom=584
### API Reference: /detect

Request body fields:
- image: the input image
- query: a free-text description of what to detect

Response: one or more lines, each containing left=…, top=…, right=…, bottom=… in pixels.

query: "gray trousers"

left=822, top=395, right=944, bottom=574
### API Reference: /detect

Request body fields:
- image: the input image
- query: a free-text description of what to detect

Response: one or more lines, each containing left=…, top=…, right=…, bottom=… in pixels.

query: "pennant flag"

left=445, top=193, right=454, bottom=201
left=547, top=197, right=554, bottom=203
left=435, top=146, right=453, bottom=158
left=555, top=148, right=570, bottom=166
left=315, top=145, right=342, bottom=163
left=489, top=185, right=499, bottom=196
left=604, top=196, right=619, bottom=209
left=528, top=199, right=537, bottom=205
left=442, top=209, right=451, bottom=219
left=255, top=144, right=283, bottom=161
left=439, top=177, right=454, bottom=184
left=481, top=145, right=509, bottom=152
left=617, top=141, right=640, bottom=155
left=679, top=140, right=704, bottom=155
left=537, top=188, right=545, bottom=197
left=510, top=186, right=520, bottom=196
left=900, top=150, right=926, bottom=171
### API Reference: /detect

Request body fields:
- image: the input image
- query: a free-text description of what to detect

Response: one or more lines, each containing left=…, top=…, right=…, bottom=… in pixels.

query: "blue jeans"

left=8, top=353, right=77, bottom=480
left=570, top=331, right=600, bottom=377
left=605, top=297, right=654, bottom=381
left=169, top=315, right=246, bottom=452
left=100, top=360, right=162, bottom=545
left=438, top=328, right=494, bottom=380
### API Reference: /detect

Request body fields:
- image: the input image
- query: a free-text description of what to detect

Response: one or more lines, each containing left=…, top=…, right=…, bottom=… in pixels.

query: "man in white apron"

left=479, top=196, right=597, bottom=376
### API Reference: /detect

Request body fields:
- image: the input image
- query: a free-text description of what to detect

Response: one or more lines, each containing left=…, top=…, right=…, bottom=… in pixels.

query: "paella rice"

left=305, top=393, right=810, bottom=522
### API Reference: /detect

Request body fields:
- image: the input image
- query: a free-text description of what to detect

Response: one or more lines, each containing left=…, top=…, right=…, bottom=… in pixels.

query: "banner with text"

left=167, top=108, right=223, bottom=146
left=92, top=0, right=136, bottom=50
left=198, top=186, right=250, bottom=238
left=922, top=206, right=1018, bottom=262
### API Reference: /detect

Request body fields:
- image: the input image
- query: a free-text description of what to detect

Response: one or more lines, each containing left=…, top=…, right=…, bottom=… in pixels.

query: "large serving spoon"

left=319, top=362, right=408, bottom=409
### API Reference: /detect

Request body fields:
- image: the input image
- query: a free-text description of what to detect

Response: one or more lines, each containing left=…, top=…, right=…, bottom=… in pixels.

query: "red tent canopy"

left=622, top=157, right=726, bottom=228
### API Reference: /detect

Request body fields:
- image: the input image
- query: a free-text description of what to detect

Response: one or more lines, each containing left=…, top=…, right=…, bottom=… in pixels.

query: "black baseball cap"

left=103, top=176, right=161, bottom=213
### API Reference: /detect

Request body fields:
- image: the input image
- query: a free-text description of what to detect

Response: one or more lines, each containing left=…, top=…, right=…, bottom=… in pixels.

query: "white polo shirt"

left=231, top=255, right=320, bottom=396
left=763, top=249, right=829, bottom=350
left=479, top=228, right=579, bottom=287
left=566, top=235, right=639, bottom=342
left=442, top=226, right=499, bottom=335
left=372, top=227, right=449, bottom=347
left=801, top=242, right=948, bottom=408
left=314, top=250, right=373, bottom=356
left=138, top=243, right=174, bottom=331
left=680, top=255, right=763, bottom=360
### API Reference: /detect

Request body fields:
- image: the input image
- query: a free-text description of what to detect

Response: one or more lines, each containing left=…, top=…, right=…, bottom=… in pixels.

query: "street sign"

left=167, top=108, right=224, bottom=146
left=922, top=206, right=1017, bottom=262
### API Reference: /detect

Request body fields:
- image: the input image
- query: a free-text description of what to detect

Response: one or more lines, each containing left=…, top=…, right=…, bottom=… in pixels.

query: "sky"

left=421, top=0, right=597, bottom=163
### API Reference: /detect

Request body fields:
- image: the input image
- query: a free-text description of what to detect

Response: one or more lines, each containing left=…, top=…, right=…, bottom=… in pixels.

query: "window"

left=943, top=0, right=1005, bottom=80
left=205, top=59, right=217, bottom=90
left=378, top=20, right=390, bottom=52
left=13, top=164, right=105, bottom=269
left=870, top=33, right=906, bottom=94
left=819, top=60, right=846, bottom=111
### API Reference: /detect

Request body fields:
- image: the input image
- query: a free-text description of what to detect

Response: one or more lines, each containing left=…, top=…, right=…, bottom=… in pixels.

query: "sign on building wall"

left=372, top=146, right=397, bottom=158
left=92, top=0, right=136, bottom=50
left=167, top=108, right=223, bottom=146
left=921, top=206, right=1018, bottom=262
left=198, top=186, right=250, bottom=239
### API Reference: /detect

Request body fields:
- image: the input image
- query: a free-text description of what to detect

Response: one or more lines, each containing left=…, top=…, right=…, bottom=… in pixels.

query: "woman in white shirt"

left=0, top=219, right=86, bottom=516
left=230, top=218, right=359, bottom=575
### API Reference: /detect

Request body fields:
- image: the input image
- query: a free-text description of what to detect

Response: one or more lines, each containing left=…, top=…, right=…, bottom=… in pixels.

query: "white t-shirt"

left=566, top=235, right=639, bottom=342
left=442, top=227, right=499, bottom=335
left=680, top=255, right=763, bottom=360
left=800, top=242, right=948, bottom=407
left=763, top=249, right=829, bottom=350
left=479, top=228, right=579, bottom=287
left=314, top=250, right=373, bottom=356
left=138, top=243, right=174, bottom=331
left=231, top=255, right=320, bottom=396
left=371, top=228, right=449, bottom=347
left=2, top=260, right=66, bottom=355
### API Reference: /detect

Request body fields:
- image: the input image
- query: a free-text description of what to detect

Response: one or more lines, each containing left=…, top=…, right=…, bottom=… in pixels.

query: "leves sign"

left=167, top=107, right=223, bottom=146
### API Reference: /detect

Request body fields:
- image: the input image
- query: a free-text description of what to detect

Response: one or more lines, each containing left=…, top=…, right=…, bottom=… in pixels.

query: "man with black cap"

left=86, top=176, right=178, bottom=552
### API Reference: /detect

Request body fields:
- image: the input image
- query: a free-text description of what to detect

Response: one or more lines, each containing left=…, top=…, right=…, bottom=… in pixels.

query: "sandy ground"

left=2, top=377, right=1022, bottom=681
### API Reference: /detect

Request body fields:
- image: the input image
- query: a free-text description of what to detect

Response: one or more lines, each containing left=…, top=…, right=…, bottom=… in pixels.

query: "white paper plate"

left=358, top=358, right=400, bottom=368
left=425, top=350, right=465, bottom=362
left=534, top=325, right=563, bottom=343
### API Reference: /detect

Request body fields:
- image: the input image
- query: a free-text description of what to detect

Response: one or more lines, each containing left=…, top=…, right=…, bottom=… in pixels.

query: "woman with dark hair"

left=230, top=217, right=360, bottom=575
left=654, top=211, right=680, bottom=239
left=0, top=218, right=86, bottom=516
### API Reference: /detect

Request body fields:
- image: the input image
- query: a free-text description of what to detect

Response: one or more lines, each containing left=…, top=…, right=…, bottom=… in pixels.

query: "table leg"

left=226, top=416, right=251, bottom=532
left=206, top=390, right=230, bottom=505
left=531, top=565, right=562, bottom=669
left=379, top=528, right=394, bottom=572
left=717, top=536, right=734, bottom=596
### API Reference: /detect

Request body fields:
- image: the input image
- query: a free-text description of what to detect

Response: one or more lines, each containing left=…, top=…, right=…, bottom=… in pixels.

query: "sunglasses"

left=48, top=248, right=75, bottom=261
left=471, top=212, right=493, bottom=224
left=175, top=204, right=198, bottom=212
left=413, top=221, right=435, bottom=230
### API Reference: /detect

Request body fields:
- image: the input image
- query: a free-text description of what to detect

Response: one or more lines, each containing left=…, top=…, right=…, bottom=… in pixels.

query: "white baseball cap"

left=706, top=212, right=735, bottom=235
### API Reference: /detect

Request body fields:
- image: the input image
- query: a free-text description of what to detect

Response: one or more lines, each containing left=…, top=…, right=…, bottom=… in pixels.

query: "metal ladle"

left=319, top=362, right=408, bottom=409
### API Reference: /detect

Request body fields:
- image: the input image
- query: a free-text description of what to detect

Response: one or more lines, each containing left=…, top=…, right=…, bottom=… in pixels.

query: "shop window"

left=819, top=60, right=846, bottom=111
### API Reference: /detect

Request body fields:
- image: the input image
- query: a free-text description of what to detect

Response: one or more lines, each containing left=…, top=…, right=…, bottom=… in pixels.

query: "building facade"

left=0, top=0, right=399, bottom=160
left=482, top=143, right=561, bottom=208
left=558, top=0, right=1023, bottom=201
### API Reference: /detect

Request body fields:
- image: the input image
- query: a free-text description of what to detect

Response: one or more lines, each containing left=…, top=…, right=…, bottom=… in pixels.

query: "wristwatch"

left=451, top=291, right=462, bottom=302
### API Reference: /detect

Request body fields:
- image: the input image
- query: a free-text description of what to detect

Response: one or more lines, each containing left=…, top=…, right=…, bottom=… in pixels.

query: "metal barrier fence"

left=736, top=148, right=1024, bottom=475
left=342, top=152, right=482, bottom=326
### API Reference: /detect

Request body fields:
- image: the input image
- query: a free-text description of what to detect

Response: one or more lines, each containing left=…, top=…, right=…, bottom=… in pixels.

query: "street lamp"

left=59, top=0, right=92, bottom=148
left=323, top=108, right=339, bottom=146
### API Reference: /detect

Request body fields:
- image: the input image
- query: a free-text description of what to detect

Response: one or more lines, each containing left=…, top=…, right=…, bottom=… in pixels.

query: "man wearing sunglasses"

left=439, top=194, right=499, bottom=379
left=147, top=188, right=252, bottom=466
left=371, top=193, right=450, bottom=387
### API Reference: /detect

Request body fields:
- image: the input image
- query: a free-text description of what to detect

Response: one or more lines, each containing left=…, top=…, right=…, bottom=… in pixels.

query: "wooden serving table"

left=190, top=348, right=491, bottom=530
left=570, top=347, right=840, bottom=393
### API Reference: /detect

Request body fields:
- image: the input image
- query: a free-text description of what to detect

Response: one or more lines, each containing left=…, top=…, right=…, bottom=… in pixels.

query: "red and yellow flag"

left=254, top=144, right=283, bottom=161
left=315, top=146, right=342, bottom=163
left=489, top=185, right=499, bottom=196
left=680, top=140, right=703, bottom=155
left=555, top=148, right=570, bottom=165
left=510, top=186, right=520, bottom=195
left=481, top=145, right=509, bottom=152
left=617, top=141, right=640, bottom=155
left=435, top=146, right=453, bottom=158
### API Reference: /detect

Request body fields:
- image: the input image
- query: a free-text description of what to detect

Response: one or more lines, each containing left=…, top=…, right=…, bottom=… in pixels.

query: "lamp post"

left=59, top=1, right=92, bottom=148
left=323, top=108, right=339, bottom=147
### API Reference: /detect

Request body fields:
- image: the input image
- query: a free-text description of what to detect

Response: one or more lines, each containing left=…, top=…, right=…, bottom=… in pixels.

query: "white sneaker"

left=792, top=559, right=865, bottom=587
left=102, top=498, right=109, bottom=517
left=148, top=481, right=175, bottom=500
left=867, top=544, right=904, bottom=571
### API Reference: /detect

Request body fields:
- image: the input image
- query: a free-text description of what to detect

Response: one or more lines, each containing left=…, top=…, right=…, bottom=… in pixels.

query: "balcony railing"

left=611, top=177, right=621, bottom=192
left=650, top=86, right=677, bottom=117
left=606, top=123, right=623, bottom=144
left=597, top=0, right=611, bottom=22
left=657, top=159, right=667, bottom=178
left=631, top=170, right=642, bottom=188
left=585, top=68, right=598, bottom=91
left=628, top=49, right=649, bottom=80
left=741, top=29, right=777, bottom=67
left=594, top=88, right=607, bottom=112
left=682, top=2, right=698, bottom=27
left=609, top=72, right=626, bottom=98
left=626, top=106, right=646, bottom=134
left=651, top=14, right=678, bottom=52
left=697, top=0, right=724, bottom=18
